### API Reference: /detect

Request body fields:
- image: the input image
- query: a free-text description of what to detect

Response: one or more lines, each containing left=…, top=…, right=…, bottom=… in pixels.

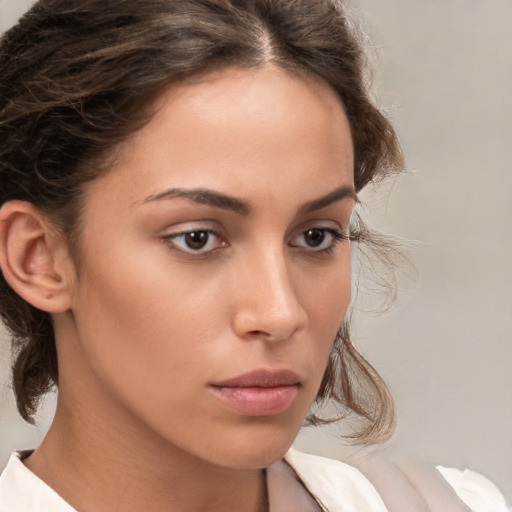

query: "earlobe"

left=0, top=201, right=72, bottom=313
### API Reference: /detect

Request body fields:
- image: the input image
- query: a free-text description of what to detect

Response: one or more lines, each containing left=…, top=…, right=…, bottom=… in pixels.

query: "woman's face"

left=59, top=65, right=355, bottom=469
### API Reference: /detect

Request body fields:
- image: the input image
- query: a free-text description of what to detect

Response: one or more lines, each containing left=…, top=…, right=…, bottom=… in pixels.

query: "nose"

left=231, top=248, right=308, bottom=342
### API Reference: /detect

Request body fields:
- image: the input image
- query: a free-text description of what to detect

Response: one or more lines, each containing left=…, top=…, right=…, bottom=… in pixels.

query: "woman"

left=0, top=1, right=509, bottom=511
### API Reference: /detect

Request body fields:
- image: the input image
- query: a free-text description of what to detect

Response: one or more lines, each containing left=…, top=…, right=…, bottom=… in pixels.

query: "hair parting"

left=0, top=0, right=404, bottom=441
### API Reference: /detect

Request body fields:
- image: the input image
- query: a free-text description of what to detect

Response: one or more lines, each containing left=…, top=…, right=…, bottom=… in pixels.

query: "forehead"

left=89, top=65, right=354, bottom=207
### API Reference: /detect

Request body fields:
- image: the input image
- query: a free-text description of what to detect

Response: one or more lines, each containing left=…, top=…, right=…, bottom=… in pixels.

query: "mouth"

left=210, top=369, right=301, bottom=416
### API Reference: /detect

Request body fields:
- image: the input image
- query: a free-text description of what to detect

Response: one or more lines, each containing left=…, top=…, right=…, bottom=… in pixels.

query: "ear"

left=0, top=201, right=73, bottom=313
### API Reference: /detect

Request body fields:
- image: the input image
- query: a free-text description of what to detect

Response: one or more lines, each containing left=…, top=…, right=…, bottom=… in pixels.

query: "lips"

left=212, top=369, right=301, bottom=388
left=210, top=369, right=300, bottom=416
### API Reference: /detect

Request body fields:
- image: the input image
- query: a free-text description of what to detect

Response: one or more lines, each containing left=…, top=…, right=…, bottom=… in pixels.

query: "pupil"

left=185, top=231, right=208, bottom=249
left=306, top=229, right=325, bottom=247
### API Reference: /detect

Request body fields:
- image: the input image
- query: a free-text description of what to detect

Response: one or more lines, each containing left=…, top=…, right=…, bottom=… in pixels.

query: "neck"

left=25, top=397, right=268, bottom=512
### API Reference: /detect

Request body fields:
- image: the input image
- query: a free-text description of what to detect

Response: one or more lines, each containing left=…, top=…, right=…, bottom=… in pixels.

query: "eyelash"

left=161, top=226, right=348, bottom=257
left=294, top=227, right=348, bottom=255
left=161, top=229, right=226, bottom=255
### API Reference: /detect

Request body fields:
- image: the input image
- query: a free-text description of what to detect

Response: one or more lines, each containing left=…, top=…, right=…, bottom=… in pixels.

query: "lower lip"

left=210, top=385, right=298, bottom=416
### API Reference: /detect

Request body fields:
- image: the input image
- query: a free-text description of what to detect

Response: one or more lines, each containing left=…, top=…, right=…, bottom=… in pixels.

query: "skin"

left=13, top=65, right=356, bottom=512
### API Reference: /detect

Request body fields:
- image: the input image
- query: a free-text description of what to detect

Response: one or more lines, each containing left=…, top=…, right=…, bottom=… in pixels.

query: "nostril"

left=237, top=305, right=306, bottom=342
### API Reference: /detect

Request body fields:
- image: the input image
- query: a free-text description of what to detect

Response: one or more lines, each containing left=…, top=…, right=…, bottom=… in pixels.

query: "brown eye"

left=304, top=229, right=326, bottom=247
left=184, top=231, right=210, bottom=249
left=162, top=229, right=226, bottom=254
left=291, top=227, right=347, bottom=252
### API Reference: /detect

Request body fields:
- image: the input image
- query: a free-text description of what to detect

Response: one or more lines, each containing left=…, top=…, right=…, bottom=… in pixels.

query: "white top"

left=286, top=449, right=511, bottom=512
left=0, top=449, right=509, bottom=512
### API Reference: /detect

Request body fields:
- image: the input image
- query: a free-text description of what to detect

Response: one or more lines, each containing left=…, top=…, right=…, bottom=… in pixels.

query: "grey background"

left=1, top=0, right=511, bottom=503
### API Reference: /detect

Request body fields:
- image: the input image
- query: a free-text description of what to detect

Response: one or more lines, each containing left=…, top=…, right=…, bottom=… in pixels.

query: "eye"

left=291, top=227, right=347, bottom=252
left=162, top=229, right=226, bottom=254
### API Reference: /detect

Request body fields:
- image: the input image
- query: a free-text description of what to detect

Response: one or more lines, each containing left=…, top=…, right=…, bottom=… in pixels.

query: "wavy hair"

left=0, top=0, right=404, bottom=442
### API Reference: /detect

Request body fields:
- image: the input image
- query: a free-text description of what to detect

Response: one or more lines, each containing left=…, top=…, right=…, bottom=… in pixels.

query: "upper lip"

left=211, top=369, right=301, bottom=388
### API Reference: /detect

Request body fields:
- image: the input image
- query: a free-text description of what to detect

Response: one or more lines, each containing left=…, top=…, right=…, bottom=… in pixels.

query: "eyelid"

left=160, top=219, right=217, bottom=233
left=160, top=221, right=227, bottom=255
left=161, top=229, right=227, bottom=255
left=290, top=219, right=347, bottom=238
left=159, top=219, right=349, bottom=257
left=289, top=224, right=349, bottom=253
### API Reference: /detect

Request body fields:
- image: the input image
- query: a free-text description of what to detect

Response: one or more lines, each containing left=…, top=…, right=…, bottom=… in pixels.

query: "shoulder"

left=0, top=452, right=76, bottom=512
left=285, top=448, right=510, bottom=512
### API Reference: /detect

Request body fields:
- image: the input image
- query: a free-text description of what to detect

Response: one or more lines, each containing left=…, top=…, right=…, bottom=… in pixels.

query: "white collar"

left=0, top=450, right=327, bottom=512
left=0, top=451, right=75, bottom=512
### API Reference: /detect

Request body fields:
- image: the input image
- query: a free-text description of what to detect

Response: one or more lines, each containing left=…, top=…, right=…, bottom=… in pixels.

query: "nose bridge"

left=232, top=242, right=307, bottom=341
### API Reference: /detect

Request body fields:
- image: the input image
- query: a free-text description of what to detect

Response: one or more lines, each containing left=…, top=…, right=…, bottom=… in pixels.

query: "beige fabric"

left=438, top=467, right=511, bottom=512
left=0, top=451, right=321, bottom=512
left=0, top=449, right=510, bottom=512
left=285, top=448, right=511, bottom=512
left=285, top=449, right=388, bottom=512
left=267, top=459, right=323, bottom=512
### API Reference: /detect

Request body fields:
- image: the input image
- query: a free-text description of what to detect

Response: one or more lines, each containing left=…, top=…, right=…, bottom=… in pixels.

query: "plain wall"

left=1, top=0, right=511, bottom=502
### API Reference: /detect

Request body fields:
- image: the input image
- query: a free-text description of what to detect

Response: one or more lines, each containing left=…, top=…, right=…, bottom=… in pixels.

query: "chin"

left=204, top=420, right=301, bottom=470
left=215, top=446, right=291, bottom=470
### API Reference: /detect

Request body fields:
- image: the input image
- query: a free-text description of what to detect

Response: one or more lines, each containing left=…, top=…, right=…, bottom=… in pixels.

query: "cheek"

left=71, top=224, right=349, bottom=393
left=70, top=243, right=221, bottom=405
left=300, top=250, right=351, bottom=325
left=297, top=252, right=352, bottom=371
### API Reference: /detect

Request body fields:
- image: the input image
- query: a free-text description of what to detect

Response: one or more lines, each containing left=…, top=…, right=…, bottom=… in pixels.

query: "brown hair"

left=0, top=0, right=403, bottom=442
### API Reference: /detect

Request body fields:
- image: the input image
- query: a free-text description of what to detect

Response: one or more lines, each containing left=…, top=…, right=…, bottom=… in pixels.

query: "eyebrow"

left=143, top=188, right=250, bottom=215
left=143, top=185, right=356, bottom=215
left=297, top=185, right=357, bottom=214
